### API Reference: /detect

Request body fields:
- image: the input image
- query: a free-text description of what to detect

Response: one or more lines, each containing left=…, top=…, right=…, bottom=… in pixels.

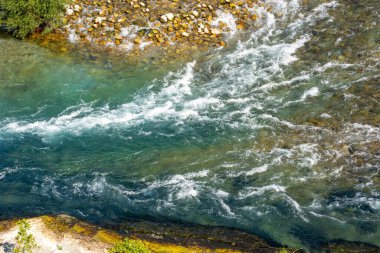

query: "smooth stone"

left=74, top=4, right=81, bottom=12
left=66, top=9, right=74, bottom=16
left=191, top=10, right=199, bottom=18
left=95, top=16, right=105, bottom=23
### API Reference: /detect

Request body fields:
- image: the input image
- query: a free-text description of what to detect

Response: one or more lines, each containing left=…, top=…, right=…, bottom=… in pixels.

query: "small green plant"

left=14, top=219, right=39, bottom=253
left=108, top=238, right=150, bottom=253
left=0, top=0, right=67, bottom=38
left=277, top=249, right=289, bottom=253
left=50, top=245, right=63, bottom=252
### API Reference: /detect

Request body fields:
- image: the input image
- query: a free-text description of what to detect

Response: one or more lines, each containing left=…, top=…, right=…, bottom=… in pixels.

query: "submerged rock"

left=321, top=240, right=380, bottom=253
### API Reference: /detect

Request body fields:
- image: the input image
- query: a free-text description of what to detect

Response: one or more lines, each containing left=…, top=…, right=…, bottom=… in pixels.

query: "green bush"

left=14, top=219, right=39, bottom=253
left=0, top=0, right=67, bottom=38
left=108, top=238, right=150, bottom=253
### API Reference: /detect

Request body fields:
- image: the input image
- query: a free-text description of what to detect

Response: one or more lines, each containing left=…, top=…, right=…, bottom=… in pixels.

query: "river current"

left=0, top=0, right=379, bottom=251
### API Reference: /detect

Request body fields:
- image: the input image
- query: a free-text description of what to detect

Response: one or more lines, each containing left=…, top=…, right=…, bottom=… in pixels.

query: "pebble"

left=66, top=9, right=74, bottom=16
left=191, top=10, right=199, bottom=18
left=166, top=13, right=174, bottom=21
left=134, top=37, right=142, bottom=44
left=160, top=15, right=168, bottom=23
left=95, top=17, right=105, bottom=24
left=74, top=5, right=81, bottom=12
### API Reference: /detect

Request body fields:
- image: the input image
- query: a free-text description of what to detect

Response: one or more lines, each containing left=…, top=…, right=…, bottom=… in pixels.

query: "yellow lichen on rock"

left=94, top=229, right=123, bottom=244
left=72, top=224, right=93, bottom=236
left=40, top=215, right=71, bottom=234
left=143, top=240, right=243, bottom=253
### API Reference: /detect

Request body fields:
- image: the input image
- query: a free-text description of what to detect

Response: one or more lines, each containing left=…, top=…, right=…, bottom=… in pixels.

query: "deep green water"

left=1, top=0, right=379, bottom=251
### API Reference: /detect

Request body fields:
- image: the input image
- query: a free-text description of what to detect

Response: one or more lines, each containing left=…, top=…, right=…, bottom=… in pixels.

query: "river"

left=0, top=0, right=379, bottom=251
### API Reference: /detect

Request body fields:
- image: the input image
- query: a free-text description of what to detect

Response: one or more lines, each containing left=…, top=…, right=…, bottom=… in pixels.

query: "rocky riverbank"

left=0, top=215, right=294, bottom=253
left=50, top=0, right=273, bottom=56
left=1, top=215, right=379, bottom=253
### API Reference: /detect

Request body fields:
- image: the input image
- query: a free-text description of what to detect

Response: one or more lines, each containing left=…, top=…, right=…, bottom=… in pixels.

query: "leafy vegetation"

left=108, top=238, right=151, bottom=253
left=14, top=219, right=39, bottom=253
left=0, top=0, right=67, bottom=38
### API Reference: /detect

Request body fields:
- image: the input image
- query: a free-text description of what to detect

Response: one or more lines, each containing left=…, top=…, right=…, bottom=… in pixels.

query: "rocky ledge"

left=1, top=215, right=379, bottom=253
left=0, top=215, right=295, bottom=253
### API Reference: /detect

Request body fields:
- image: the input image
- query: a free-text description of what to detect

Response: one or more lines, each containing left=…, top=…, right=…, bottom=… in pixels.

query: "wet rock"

left=211, top=28, right=222, bottom=35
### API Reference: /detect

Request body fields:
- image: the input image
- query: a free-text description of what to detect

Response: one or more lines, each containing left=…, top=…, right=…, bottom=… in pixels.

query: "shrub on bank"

left=14, top=219, right=39, bottom=253
left=0, top=0, right=67, bottom=38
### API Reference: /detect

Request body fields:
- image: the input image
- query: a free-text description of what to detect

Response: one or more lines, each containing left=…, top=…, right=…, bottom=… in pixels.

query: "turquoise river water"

left=0, top=0, right=379, bottom=251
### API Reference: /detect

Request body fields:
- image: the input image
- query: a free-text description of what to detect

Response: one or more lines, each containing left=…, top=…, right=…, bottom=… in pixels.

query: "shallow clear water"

left=0, top=0, right=379, bottom=251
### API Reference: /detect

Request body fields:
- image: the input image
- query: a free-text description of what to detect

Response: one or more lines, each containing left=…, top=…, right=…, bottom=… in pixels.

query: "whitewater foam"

left=0, top=167, right=16, bottom=180
left=228, top=165, right=269, bottom=177
left=0, top=0, right=339, bottom=140
left=238, top=184, right=286, bottom=199
left=211, top=10, right=237, bottom=34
